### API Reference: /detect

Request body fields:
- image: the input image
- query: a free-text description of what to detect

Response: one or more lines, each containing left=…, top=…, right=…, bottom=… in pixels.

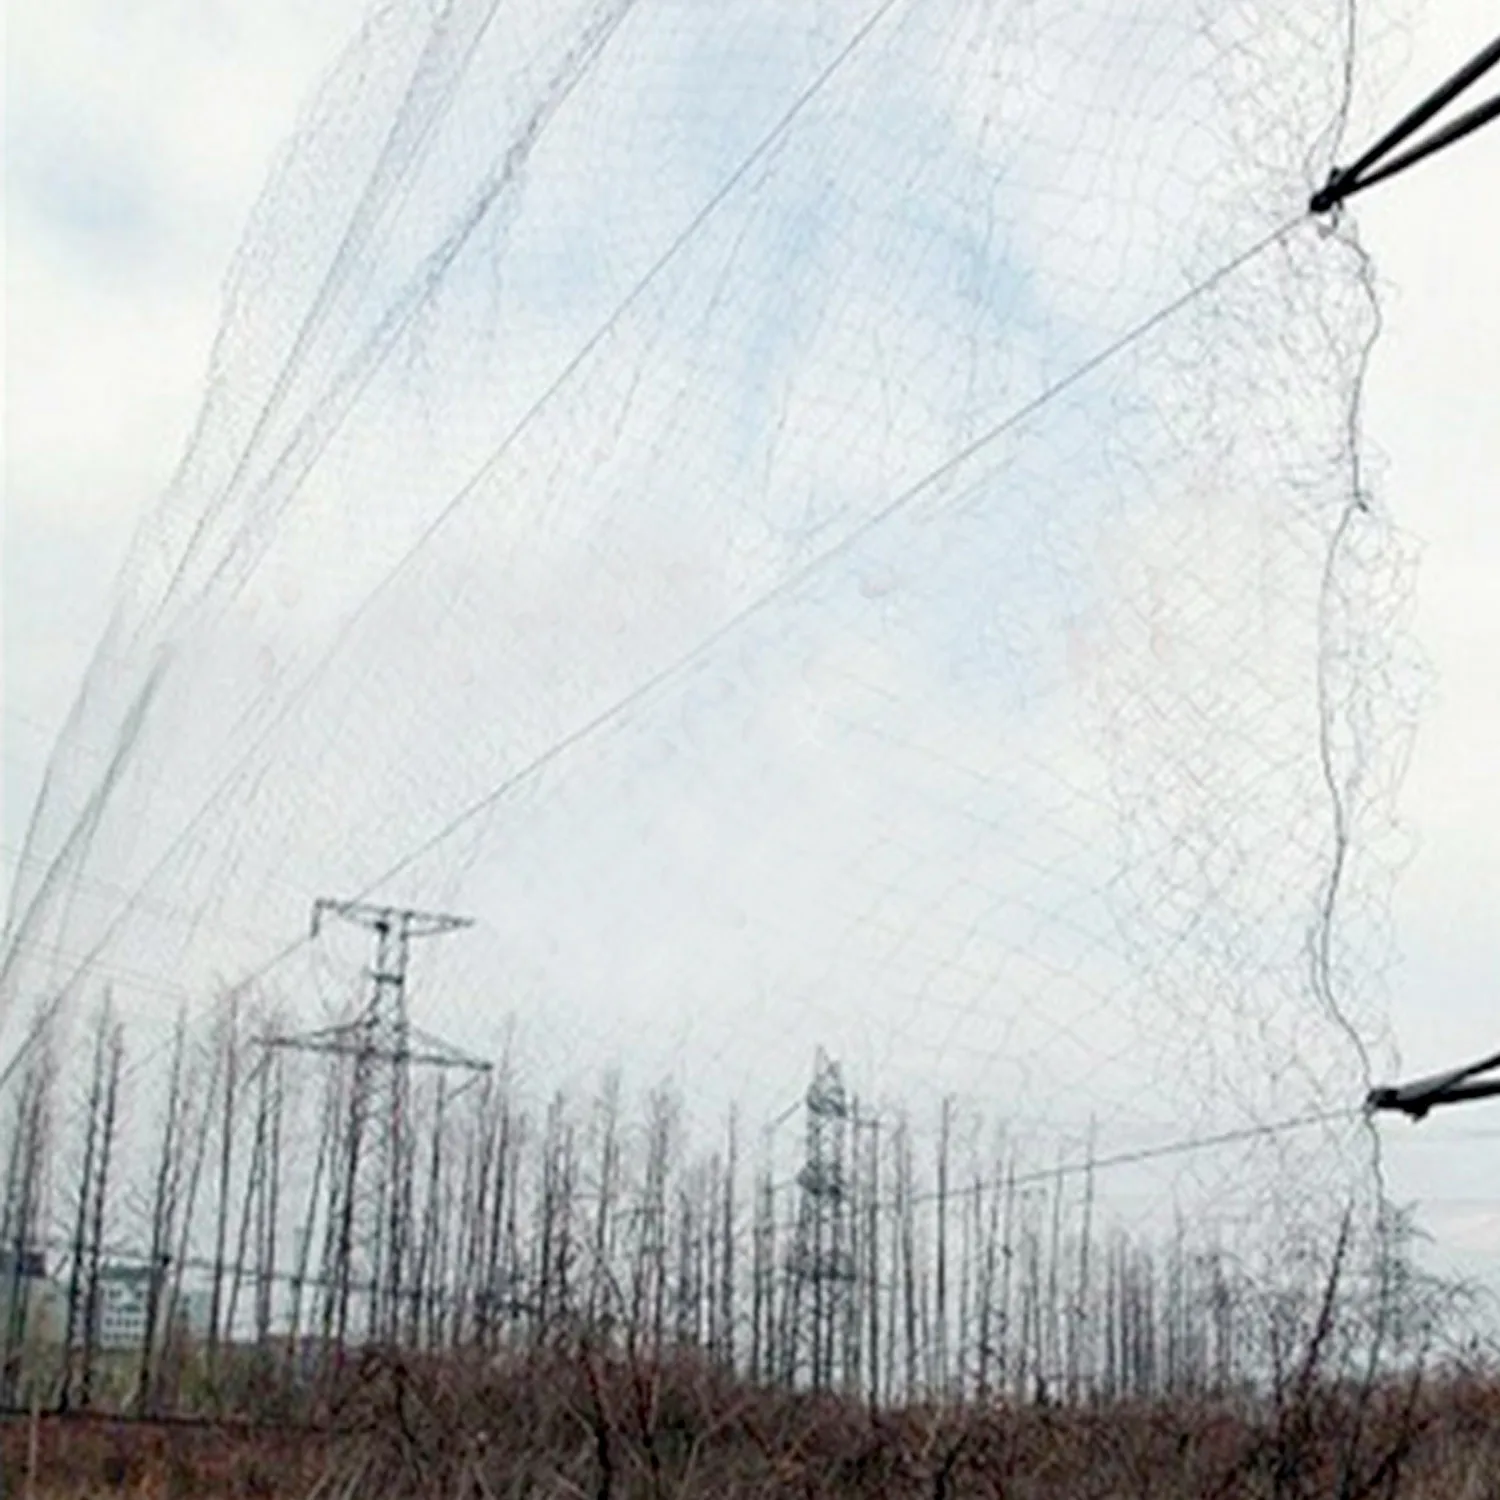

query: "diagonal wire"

left=0, top=209, right=1306, bottom=1098
left=351, top=214, right=1307, bottom=901
left=762, top=1104, right=1361, bottom=1204
left=909, top=1106, right=1362, bottom=1206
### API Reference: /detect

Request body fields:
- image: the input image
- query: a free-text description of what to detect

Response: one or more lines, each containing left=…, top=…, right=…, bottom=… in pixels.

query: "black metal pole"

left=1312, top=30, right=1500, bottom=212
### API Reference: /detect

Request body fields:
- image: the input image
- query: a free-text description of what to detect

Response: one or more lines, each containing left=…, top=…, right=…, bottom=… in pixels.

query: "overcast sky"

left=5, top=0, right=1498, bottom=1292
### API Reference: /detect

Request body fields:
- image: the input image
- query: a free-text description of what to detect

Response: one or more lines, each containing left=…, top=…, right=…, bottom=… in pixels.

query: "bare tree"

left=1, top=1029, right=54, bottom=1406
left=59, top=998, right=112, bottom=1411
left=135, top=1008, right=189, bottom=1416
left=76, top=1012, right=122, bottom=1412
left=935, top=1097, right=951, bottom=1401
left=206, top=990, right=241, bottom=1378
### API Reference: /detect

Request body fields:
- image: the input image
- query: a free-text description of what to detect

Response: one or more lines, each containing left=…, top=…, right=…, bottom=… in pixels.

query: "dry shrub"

left=291, top=1344, right=1499, bottom=1499
left=0, top=1413, right=325, bottom=1498
left=3, top=1347, right=1496, bottom=1497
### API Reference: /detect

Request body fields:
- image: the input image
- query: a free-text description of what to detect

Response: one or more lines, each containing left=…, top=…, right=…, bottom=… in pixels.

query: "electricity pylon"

left=270, top=900, right=488, bottom=1352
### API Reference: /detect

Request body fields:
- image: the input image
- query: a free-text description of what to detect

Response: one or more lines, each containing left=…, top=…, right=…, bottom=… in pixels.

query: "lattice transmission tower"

left=783, top=1048, right=857, bottom=1391
left=270, top=899, right=488, bottom=1352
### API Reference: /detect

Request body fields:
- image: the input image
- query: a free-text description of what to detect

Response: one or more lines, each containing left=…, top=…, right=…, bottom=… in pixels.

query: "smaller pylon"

left=785, top=1048, right=856, bottom=1390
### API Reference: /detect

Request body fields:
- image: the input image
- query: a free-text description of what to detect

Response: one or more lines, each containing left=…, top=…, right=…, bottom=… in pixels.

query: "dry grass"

left=4, top=1350, right=1498, bottom=1498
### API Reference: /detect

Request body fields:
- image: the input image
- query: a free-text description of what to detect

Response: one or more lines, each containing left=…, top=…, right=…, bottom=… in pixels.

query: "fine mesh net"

left=0, top=0, right=1426, bottom=1398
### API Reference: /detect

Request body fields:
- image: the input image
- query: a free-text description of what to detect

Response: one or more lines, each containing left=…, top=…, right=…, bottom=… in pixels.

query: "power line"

left=24, top=1103, right=1374, bottom=1316
left=762, top=1103, right=1362, bottom=1208
left=909, top=1106, right=1363, bottom=1208
left=0, top=843, right=282, bottom=951
left=0, top=936, right=195, bottom=1006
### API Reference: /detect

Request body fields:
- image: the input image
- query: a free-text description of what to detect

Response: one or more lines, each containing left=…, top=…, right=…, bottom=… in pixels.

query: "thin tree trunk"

left=207, top=994, right=240, bottom=1379
left=78, top=1018, right=122, bottom=1412
left=135, top=1011, right=188, bottom=1417
left=286, top=1065, right=334, bottom=1372
left=899, top=1122, right=917, bottom=1402
left=59, top=1003, right=109, bottom=1411
left=163, top=1033, right=220, bottom=1410
left=935, top=1099, right=951, bottom=1400
left=720, top=1108, right=736, bottom=1371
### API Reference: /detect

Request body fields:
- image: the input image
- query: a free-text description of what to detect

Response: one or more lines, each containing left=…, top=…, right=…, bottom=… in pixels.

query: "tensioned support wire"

left=245, top=216, right=1313, bottom=962
left=0, top=202, right=1315, bottom=1098
left=0, top=205, right=1309, bottom=1102
left=760, top=1106, right=1365, bottom=1207
left=5, top=1097, right=1368, bottom=1323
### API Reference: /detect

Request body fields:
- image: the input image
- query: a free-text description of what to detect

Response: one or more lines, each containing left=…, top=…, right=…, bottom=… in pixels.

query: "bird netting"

left=0, top=0, right=1428, bottom=1401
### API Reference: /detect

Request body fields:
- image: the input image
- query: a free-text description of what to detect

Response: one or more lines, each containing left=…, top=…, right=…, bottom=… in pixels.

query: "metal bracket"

left=1367, top=1046, right=1500, bottom=1120
left=1311, top=32, right=1500, bottom=214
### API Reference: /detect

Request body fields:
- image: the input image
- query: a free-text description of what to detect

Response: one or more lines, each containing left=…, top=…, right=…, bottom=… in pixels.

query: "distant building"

left=175, top=1286, right=211, bottom=1341
left=0, top=1248, right=46, bottom=1282
left=92, top=1265, right=212, bottom=1349
left=96, top=1265, right=154, bottom=1350
left=0, top=1248, right=64, bottom=1346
